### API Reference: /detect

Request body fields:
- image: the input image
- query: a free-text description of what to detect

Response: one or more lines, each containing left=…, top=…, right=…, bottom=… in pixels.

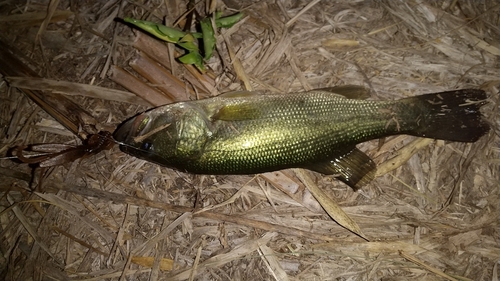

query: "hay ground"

left=1, top=0, right=499, bottom=280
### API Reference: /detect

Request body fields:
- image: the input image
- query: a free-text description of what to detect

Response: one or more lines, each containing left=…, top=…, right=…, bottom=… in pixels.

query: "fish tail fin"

left=402, top=89, right=489, bottom=142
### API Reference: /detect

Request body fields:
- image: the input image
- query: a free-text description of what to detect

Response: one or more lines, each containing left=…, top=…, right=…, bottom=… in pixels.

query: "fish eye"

left=140, top=141, right=154, bottom=151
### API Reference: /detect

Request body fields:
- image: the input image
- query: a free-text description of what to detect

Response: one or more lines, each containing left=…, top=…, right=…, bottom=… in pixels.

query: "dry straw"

left=0, top=0, right=499, bottom=280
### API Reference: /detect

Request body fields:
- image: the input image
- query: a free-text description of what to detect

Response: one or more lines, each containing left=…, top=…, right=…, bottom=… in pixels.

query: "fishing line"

left=101, top=132, right=179, bottom=165
left=0, top=132, right=167, bottom=163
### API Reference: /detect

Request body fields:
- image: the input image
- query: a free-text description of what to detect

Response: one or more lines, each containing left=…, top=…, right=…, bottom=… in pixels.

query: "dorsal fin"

left=218, top=90, right=261, bottom=98
left=313, top=85, right=370, bottom=100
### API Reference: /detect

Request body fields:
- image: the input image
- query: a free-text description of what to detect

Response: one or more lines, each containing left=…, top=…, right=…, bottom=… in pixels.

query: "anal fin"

left=308, top=147, right=376, bottom=191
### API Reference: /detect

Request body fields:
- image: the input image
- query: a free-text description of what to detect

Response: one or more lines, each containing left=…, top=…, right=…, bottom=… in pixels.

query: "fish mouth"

left=113, top=119, right=134, bottom=145
left=113, top=113, right=149, bottom=145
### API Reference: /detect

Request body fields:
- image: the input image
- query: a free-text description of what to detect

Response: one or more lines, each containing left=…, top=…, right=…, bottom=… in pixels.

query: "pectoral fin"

left=209, top=91, right=265, bottom=121
left=210, top=103, right=263, bottom=121
left=308, top=147, right=376, bottom=191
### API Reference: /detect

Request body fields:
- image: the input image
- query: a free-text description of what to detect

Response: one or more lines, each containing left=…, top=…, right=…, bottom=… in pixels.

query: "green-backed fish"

left=114, top=87, right=489, bottom=190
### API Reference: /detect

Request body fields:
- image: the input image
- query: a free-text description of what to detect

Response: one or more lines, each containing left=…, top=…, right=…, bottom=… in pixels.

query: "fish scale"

left=114, top=88, right=489, bottom=190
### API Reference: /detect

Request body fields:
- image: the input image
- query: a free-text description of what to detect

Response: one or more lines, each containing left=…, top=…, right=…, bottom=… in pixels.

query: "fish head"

left=114, top=102, right=212, bottom=168
left=113, top=104, right=185, bottom=166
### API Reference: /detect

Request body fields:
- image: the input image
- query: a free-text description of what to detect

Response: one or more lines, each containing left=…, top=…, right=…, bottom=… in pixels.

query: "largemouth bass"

left=114, top=87, right=489, bottom=190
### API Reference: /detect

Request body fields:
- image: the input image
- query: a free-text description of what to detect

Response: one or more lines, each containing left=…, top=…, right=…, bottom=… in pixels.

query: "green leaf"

left=124, top=17, right=186, bottom=43
left=215, top=12, right=244, bottom=28
left=191, top=32, right=203, bottom=39
left=178, top=52, right=205, bottom=73
left=177, top=34, right=199, bottom=52
left=200, top=18, right=215, bottom=60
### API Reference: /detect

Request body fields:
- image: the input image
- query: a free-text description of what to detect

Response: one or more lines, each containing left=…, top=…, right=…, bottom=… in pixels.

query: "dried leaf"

left=294, top=169, right=368, bottom=240
left=131, top=256, right=174, bottom=271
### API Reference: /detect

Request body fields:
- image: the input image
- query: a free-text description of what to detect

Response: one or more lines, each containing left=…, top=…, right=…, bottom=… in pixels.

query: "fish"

left=114, top=86, right=489, bottom=190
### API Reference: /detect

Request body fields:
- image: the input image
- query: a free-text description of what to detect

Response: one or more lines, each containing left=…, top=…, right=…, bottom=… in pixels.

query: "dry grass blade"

left=168, top=232, right=277, bottom=281
left=261, top=171, right=322, bottom=213
left=294, top=169, right=368, bottom=240
left=132, top=212, right=191, bottom=256
left=223, top=33, right=253, bottom=91
left=1, top=1, right=499, bottom=280
left=285, top=0, right=321, bottom=27
left=130, top=53, right=192, bottom=101
left=56, top=183, right=336, bottom=241
left=132, top=32, right=215, bottom=96
left=109, top=65, right=171, bottom=106
left=35, top=192, right=115, bottom=243
left=132, top=32, right=173, bottom=69
left=200, top=211, right=336, bottom=242
left=0, top=39, right=97, bottom=139
left=188, top=246, right=202, bottom=281
left=313, top=240, right=430, bottom=255
left=252, top=31, right=291, bottom=76
left=457, top=28, right=500, bottom=56
left=35, top=0, right=60, bottom=44
left=5, top=76, right=150, bottom=105
left=0, top=10, right=73, bottom=24
left=375, top=138, right=433, bottom=177
left=51, top=225, right=109, bottom=256
left=493, top=262, right=499, bottom=281
left=285, top=48, right=312, bottom=91
left=130, top=256, right=173, bottom=271
left=6, top=195, right=59, bottom=264
left=399, top=250, right=463, bottom=281
left=73, top=269, right=151, bottom=281
left=321, top=38, right=360, bottom=50
left=259, top=245, right=289, bottom=281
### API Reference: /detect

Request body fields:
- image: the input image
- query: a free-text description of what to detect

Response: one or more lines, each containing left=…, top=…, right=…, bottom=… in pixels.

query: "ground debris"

left=0, top=1, right=499, bottom=280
